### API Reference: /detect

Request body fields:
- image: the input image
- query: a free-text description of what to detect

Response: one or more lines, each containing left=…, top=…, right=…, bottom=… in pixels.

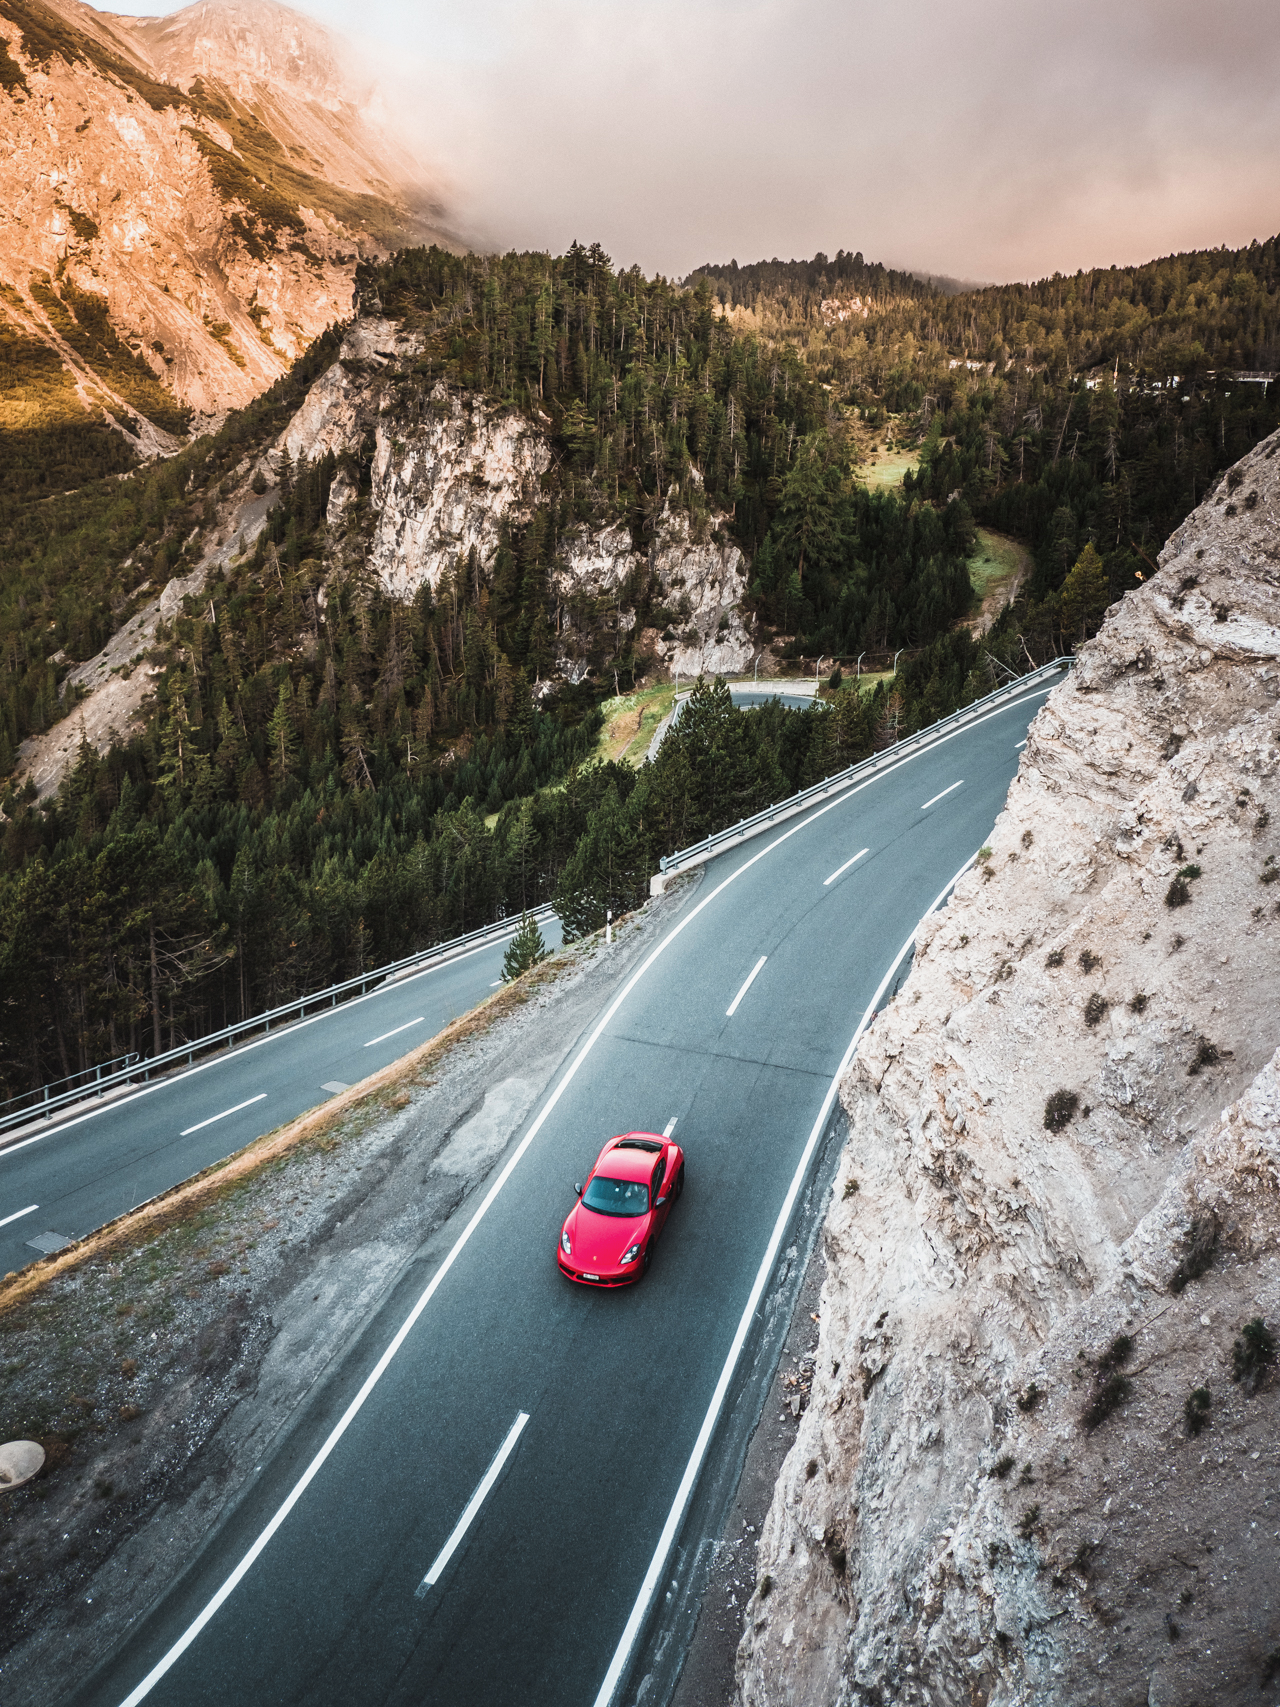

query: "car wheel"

left=674, top=1163, right=685, bottom=1201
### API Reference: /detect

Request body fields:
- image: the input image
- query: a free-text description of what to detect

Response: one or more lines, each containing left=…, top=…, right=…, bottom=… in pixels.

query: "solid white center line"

left=823, top=847, right=869, bottom=887
left=663, top=1117, right=678, bottom=1138
left=726, top=956, right=767, bottom=1017
left=921, top=779, right=964, bottom=810
left=179, top=1094, right=266, bottom=1137
left=0, top=1204, right=39, bottom=1229
left=415, top=1412, right=530, bottom=1598
left=363, top=1017, right=425, bottom=1048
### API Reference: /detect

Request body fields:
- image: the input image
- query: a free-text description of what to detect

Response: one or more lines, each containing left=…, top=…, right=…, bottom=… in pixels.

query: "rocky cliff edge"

left=738, top=436, right=1280, bottom=1705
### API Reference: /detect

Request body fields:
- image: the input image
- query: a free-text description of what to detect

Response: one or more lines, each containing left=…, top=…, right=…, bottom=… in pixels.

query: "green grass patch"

left=968, top=527, right=1028, bottom=603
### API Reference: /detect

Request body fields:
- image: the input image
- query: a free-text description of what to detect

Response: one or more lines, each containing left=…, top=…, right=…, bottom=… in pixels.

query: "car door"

left=651, top=1152, right=669, bottom=1232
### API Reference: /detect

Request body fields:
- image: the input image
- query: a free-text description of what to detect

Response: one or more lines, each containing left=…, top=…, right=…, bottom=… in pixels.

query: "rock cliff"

left=738, top=434, right=1280, bottom=1704
left=0, top=0, right=445, bottom=428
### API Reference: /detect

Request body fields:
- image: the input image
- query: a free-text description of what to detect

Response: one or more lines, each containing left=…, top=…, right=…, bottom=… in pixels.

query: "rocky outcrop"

left=739, top=434, right=1280, bottom=1705
left=0, top=0, right=444, bottom=425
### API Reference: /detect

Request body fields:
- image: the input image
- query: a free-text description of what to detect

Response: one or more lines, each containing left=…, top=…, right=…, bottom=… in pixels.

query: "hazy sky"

left=117, top=0, right=1280, bottom=283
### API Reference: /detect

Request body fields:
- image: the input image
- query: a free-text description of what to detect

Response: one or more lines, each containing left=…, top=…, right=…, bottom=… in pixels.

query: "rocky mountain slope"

left=739, top=434, right=1280, bottom=1704
left=0, top=0, right=447, bottom=440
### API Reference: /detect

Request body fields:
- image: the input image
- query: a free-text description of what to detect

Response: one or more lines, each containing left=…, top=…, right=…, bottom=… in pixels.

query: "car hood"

left=565, top=1205, right=646, bottom=1270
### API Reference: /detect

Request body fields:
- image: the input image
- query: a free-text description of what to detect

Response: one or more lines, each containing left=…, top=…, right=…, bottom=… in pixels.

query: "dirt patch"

left=0, top=887, right=694, bottom=1707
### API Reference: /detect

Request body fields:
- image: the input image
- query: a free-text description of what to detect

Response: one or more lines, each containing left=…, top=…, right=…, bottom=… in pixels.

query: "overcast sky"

left=120, top=0, right=1280, bottom=283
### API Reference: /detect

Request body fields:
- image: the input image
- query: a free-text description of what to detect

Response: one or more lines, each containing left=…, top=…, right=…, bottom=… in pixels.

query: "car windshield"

left=581, top=1175, right=649, bottom=1217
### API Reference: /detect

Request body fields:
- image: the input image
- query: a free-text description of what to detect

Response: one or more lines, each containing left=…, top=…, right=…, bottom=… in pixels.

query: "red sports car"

left=557, top=1132, right=685, bottom=1286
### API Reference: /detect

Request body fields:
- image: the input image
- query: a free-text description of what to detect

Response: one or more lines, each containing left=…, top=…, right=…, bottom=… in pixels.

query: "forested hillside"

left=692, top=237, right=1280, bottom=654
left=3, top=231, right=1278, bottom=1100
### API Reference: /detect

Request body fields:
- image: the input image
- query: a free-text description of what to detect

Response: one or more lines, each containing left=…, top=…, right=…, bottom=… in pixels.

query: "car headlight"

left=561, top=1229, right=572, bottom=1256
left=619, top=1243, right=642, bottom=1266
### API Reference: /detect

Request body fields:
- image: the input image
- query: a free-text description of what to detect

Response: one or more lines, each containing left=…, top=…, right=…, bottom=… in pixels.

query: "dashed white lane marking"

left=663, top=1118, right=678, bottom=1137
left=489, top=980, right=502, bottom=987
left=823, top=847, right=869, bottom=887
left=725, top=956, right=767, bottom=1018
left=1015, top=739, right=1027, bottom=748
left=364, top=1017, right=425, bottom=1048
left=415, top=1411, right=530, bottom=1598
left=0, top=1203, right=38, bottom=1228
left=180, top=1094, right=266, bottom=1137
left=921, top=779, right=964, bottom=810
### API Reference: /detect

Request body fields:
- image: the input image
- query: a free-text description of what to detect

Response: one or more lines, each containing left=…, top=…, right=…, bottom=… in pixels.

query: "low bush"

left=1044, top=1090, right=1079, bottom=1131
left=1045, top=947, right=1065, bottom=968
left=1078, top=949, right=1102, bottom=973
left=1232, top=1317, right=1276, bottom=1393
left=988, top=1453, right=1016, bottom=1479
left=1165, top=864, right=1201, bottom=908
left=1188, top=1037, right=1221, bottom=1076
left=1184, top=1386, right=1212, bottom=1437
left=1082, top=1372, right=1132, bottom=1431
left=1084, top=992, right=1109, bottom=1027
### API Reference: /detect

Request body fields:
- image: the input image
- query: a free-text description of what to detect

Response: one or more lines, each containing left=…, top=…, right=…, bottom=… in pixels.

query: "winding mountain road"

left=63, top=678, right=1054, bottom=1707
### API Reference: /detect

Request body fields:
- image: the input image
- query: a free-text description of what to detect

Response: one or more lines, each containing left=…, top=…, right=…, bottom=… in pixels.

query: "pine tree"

left=501, top=911, right=549, bottom=981
left=1059, top=543, right=1110, bottom=644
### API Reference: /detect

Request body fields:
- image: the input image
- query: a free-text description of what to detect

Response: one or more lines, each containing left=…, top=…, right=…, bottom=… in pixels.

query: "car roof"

left=596, top=1134, right=664, bottom=1181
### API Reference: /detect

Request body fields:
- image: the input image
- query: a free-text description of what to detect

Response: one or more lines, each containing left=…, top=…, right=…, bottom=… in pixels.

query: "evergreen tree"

left=501, top=912, right=549, bottom=981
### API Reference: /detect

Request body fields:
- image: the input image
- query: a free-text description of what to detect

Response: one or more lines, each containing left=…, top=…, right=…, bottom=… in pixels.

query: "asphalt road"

left=0, top=917, right=563, bottom=1278
left=71, top=681, right=1052, bottom=1707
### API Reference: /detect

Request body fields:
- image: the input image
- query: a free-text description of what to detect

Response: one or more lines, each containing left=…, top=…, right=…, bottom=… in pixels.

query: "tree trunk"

left=150, top=921, right=162, bottom=1056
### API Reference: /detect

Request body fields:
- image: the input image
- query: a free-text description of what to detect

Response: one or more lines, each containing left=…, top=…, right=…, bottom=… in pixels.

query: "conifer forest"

left=2, top=233, right=1278, bottom=1097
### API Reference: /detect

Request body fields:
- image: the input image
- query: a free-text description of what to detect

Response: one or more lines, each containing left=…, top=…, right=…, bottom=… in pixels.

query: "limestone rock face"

left=0, top=0, right=443, bottom=426
left=738, top=432, right=1280, bottom=1706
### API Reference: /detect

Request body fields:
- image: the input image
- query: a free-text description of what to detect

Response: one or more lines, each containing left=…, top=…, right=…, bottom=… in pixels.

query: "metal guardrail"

left=0, top=905, right=558, bottom=1142
left=654, top=658, right=1073, bottom=886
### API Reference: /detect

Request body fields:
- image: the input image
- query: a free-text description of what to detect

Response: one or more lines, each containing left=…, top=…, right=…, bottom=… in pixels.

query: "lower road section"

left=73, top=682, right=1052, bottom=1707
left=0, top=917, right=563, bottom=1279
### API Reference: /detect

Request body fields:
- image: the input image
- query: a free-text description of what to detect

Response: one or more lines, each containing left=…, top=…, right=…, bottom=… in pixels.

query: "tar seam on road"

left=0, top=1203, right=38, bottom=1228
left=823, top=847, right=869, bottom=887
left=920, top=779, right=964, bottom=810
left=178, top=1094, right=267, bottom=1137
left=415, top=1412, right=531, bottom=1598
left=725, top=957, right=767, bottom=1017
left=0, top=926, right=534, bottom=1161
left=588, top=849, right=980, bottom=1707
left=107, top=682, right=1051, bottom=1707
left=364, top=1017, right=425, bottom=1048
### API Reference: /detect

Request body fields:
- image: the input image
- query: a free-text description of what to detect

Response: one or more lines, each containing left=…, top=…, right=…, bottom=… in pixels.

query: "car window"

left=652, top=1157, right=666, bottom=1200
left=581, top=1175, right=649, bottom=1217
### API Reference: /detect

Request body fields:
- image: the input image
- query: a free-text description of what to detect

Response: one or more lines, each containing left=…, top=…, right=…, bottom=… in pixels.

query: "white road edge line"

left=920, top=779, right=963, bottom=810
left=822, top=847, right=869, bottom=887
left=588, top=849, right=978, bottom=1707
left=663, top=1118, right=678, bottom=1138
left=364, top=1017, right=425, bottom=1048
left=178, top=1094, right=266, bottom=1137
left=415, top=1411, right=530, bottom=1597
left=725, top=956, right=767, bottom=1017
left=110, top=687, right=1048, bottom=1707
left=0, top=1203, right=38, bottom=1228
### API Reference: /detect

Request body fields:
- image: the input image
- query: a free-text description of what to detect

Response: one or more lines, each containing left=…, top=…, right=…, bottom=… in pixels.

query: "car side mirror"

left=655, top=1195, right=667, bottom=1208
left=574, top=1182, right=583, bottom=1197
